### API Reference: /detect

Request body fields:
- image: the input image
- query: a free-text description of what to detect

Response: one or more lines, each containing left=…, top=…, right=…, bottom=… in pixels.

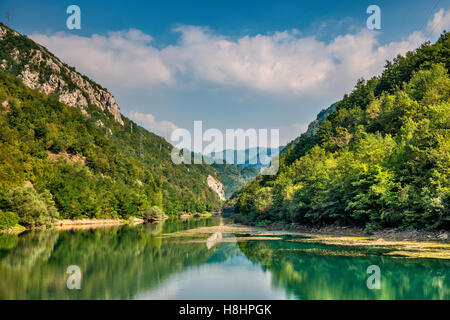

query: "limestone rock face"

left=0, top=24, right=124, bottom=125
left=0, top=27, right=7, bottom=40
left=18, top=67, right=40, bottom=89
left=207, top=175, right=226, bottom=201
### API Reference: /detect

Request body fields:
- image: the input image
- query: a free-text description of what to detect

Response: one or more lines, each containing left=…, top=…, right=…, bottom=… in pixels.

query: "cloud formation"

left=427, top=8, right=450, bottom=37
left=31, top=8, right=449, bottom=96
left=29, top=8, right=450, bottom=144
left=32, top=30, right=173, bottom=88
left=129, top=111, right=178, bottom=138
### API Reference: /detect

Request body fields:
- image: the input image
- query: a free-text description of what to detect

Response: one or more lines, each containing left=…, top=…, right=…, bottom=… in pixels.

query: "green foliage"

left=4, top=186, right=58, bottom=228
left=0, top=210, right=18, bottom=230
left=212, top=164, right=259, bottom=198
left=0, top=23, right=223, bottom=225
left=0, top=64, right=222, bottom=223
left=143, top=206, right=165, bottom=222
left=232, top=33, right=450, bottom=231
left=231, top=213, right=248, bottom=224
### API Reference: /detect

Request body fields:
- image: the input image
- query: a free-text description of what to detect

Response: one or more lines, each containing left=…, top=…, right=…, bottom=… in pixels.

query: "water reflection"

left=0, top=218, right=448, bottom=300
left=239, top=239, right=450, bottom=300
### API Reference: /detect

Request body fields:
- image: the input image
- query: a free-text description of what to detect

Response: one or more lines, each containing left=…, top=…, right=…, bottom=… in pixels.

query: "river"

left=0, top=217, right=448, bottom=299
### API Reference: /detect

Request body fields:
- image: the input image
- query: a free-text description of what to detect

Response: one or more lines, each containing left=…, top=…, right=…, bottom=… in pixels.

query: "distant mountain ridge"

left=206, top=147, right=283, bottom=169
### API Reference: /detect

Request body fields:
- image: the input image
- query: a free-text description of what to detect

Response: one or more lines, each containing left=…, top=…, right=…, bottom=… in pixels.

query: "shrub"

left=232, top=213, right=248, bottom=224
left=255, top=220, right=271, bottom=227
left=5, top=186, right=59, bottom=228
left=0, top=89, right=7, bottom=103
left=143, top=206, right=165, bottom=222
left=0, top=210, right=19, bottom=230
left=365, top=222, right=382, bottom=232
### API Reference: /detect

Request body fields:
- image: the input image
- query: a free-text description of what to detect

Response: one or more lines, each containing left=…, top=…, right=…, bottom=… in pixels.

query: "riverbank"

left=0, top=217, right=146, bottom=233
left=54, top=218, right=145, bottom=230
left=178, top=212, right=219, bottom=219
left=0, top=213, right=220, bottom=233
left=262, top=223, right=450, bottom=242
left=165, top=223, right=450, bottom=259
left=0, top=224, right=26, bottom=234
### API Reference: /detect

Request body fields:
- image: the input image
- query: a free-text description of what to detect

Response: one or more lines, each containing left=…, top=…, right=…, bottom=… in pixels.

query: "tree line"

left=231, top=33, right=450, bottom=231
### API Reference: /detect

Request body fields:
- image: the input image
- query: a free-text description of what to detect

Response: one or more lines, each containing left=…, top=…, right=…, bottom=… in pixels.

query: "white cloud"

left=30, top=14, right=435, bottom=97
left=129, top=111, right=178, bottom=138
left=31, top=29, right=173, bottom=88
left=28, top=8, right=449, bottom=144
left=427, top=8, right=450, bottom=38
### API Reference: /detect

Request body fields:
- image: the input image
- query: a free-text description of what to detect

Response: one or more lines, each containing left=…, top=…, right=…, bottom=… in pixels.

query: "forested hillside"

left=212, top=164, right=259, bottom=199
left=208, top=148, right=282, bottom=199
left=0, top=24, right=222, bottom=228
left=231, top=33, right=450, bottom=231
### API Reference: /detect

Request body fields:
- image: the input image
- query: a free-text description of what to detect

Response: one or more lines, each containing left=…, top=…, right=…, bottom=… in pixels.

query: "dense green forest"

left=1, top=22, right=449, bottom=232
left=0, top=71, right=222, bottom=227
left=0, top=23, right=230, bottom=229
left=212, top=164, right=259, bottom=199
left=231, top=33, right=450, bottom=231
left=0, top=23, right=276, bottom=229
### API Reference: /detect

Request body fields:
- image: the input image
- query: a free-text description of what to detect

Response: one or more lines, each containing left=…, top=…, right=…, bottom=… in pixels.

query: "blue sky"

left=1, top=0, right=449, bottom=144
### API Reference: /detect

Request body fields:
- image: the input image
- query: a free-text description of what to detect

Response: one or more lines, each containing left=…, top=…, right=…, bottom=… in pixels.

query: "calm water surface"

left=0, top=217, right=448, bottom=300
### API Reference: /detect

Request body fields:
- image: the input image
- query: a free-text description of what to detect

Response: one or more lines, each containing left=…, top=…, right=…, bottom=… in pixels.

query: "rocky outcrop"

left=207, top=175, right=226, bottom=201
left=0, top=27, right=7, bottom=40
left=0, top=23, right=123, bottom=125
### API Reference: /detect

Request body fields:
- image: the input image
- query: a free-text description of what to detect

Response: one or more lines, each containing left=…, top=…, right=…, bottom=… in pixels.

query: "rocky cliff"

left=0, top=23, right=123, bottom=125
left=207, top=175, right=226, bottom=201
left=0, top=23, right=226, bottom=216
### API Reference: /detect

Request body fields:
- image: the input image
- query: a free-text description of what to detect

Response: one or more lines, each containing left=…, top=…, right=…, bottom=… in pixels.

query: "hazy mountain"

left=206, top=147, right=283, bottom=169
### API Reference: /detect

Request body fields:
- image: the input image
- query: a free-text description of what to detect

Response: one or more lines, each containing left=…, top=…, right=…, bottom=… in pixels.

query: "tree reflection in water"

left=0, top=218, right=448, bottom=300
